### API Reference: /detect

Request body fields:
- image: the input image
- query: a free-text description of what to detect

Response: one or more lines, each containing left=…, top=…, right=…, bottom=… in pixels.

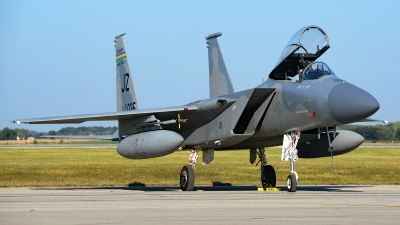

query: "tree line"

left=1, top=123, right=399, bottom=141
left=338, top=122, right=400, bottom=141
left=0, top=126, right=118, bottom=140
left=56, top=126, right=118, bottom=136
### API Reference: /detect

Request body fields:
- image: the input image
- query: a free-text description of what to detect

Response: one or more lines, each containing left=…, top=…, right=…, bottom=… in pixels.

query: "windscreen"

left=303, top=62, right=336, bottom=80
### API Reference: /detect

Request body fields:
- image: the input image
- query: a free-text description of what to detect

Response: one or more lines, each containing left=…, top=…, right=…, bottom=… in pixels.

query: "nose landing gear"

left=282, top=132, right=300, bottom=192
left=287, top=173, right=297, bottom=192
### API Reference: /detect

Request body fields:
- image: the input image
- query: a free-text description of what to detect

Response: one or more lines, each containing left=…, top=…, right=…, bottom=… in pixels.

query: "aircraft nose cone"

left=328, top=83, right=379, bottom=124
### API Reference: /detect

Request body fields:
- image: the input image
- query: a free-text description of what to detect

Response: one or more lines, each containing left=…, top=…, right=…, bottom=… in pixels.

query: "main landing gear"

left=252, top=148, right=277, bottom=189
left=180, top=148, right=214, bottom=191
left=180, top=164, right=195, bottom=191
left=180, top=149, right=198, bottom=191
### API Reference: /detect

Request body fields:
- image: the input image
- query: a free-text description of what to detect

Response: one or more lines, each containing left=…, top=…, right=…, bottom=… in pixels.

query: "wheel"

left=287, top=174, right=297, bottom=192
left=261, top=165, right=276, bottom=188
left=180, top=165, right=195, bottom=191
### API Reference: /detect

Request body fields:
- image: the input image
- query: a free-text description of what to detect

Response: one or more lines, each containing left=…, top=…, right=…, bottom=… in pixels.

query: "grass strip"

left=0, top=148, right=399, bottom=187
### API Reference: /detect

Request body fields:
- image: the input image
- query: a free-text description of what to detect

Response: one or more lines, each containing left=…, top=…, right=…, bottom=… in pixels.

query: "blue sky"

left=1, top=0, right=399, bottom=132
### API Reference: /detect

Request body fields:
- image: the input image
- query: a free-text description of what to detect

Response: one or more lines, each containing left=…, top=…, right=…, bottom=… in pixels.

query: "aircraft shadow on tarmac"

left=295, top=185, right=370, bottom=192
left=32, top=183, right=371, bottom=192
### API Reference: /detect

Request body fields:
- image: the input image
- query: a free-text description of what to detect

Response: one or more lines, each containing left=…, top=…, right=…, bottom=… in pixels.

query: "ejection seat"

left=268, top=25, right=330, bottom=81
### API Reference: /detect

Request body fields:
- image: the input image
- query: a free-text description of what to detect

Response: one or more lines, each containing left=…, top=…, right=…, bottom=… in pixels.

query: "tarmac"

left=1, top=185, right=399, bottom=224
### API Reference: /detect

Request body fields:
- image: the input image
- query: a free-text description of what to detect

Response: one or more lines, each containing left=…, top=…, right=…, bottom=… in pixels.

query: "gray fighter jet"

left=11, top=25, right=381, bottom=192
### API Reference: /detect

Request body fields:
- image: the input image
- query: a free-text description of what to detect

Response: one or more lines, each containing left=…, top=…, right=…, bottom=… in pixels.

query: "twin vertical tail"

left=114, top=33, right=139, bottom=112
left=206, top=32, right=234, bottom=98
left=114, top=32, right=232, bottom=109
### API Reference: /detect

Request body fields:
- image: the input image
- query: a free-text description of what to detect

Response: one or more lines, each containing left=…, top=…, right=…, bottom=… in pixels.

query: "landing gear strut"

left=256, top=148, right=276, bottom=189
left=282, top=132, right=300, bottom=192
left=180, top=149, right=198, bottom=191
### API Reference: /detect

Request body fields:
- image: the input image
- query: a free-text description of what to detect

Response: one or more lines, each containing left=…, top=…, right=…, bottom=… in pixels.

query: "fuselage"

left=227, top=73, right=378, bottom=149
left=182, top=70, right=379, bottom=150
left=262, top=74, right=378, bottom=135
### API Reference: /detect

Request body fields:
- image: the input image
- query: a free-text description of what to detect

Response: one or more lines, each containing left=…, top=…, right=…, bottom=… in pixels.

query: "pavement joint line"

left=0, top=200, right=40, bottom=203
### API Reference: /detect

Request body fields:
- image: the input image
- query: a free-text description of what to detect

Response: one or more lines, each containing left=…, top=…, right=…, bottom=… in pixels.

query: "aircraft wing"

left=11, top=106, right=197, bottom=125
left=40, top=134, right=119, bottom=141
left=41, top=130, right=119, bottom=141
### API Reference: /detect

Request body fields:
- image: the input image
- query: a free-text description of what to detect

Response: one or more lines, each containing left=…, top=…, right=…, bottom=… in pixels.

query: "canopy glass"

left=269, top=25, right=330, bottom=80
left=303, top=62, right=335, bottom=80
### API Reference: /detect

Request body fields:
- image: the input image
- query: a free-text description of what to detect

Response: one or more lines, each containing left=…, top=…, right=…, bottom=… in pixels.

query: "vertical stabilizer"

left=115, top=34, right=140, bottom=112
left=206, top=32, right=234, bottom=98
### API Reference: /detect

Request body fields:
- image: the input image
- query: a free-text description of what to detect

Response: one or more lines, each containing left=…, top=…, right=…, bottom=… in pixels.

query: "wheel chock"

left=257, top=187, right=281, bottom=191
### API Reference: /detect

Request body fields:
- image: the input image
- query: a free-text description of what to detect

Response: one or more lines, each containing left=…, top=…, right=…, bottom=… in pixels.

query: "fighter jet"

left=11, top=25, right=380, bottom=192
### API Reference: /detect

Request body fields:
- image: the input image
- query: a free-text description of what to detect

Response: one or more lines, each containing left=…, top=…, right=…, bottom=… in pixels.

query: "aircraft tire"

left=266, top=165, right=276, bottom=187
left=287, top=174, right=297, bottom=192
left=180, top=165, right=195, bottom=191
left=262, top=165, right=276, bottom=188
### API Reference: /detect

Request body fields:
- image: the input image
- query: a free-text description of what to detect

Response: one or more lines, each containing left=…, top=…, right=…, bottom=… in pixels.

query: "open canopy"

left=269, top=25, right=329, bottom=80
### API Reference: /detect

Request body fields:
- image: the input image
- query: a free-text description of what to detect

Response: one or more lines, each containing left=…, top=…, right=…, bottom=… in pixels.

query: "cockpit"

left=268, top=25, right=335, bottom=81
left=303, top=62, right=335, bottom=80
